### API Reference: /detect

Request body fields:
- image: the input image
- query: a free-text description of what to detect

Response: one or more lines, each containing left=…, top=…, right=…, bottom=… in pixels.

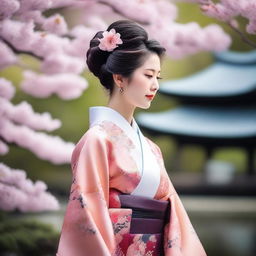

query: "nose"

left=151, top=78, right=159, bottom=92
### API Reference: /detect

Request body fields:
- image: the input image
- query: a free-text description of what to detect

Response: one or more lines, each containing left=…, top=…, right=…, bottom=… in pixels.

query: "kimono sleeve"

left=151, top=141, right=207, bottom=255
left=56, top=130, right=116, bottom=256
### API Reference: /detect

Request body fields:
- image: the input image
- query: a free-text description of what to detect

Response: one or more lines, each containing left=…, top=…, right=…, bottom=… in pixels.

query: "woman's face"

left=123, top=53, right=162, bottom=109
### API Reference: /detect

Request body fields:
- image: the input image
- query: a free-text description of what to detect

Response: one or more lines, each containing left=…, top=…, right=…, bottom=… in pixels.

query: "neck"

left=107, top=97, right=135, bottom=126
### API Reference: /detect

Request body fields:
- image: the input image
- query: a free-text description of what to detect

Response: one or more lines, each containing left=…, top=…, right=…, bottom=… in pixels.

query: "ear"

left=112, top=74, right=125, bottom=88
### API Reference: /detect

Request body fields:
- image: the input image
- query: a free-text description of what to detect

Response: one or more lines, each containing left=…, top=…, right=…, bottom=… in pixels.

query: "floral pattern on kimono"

left=56, top=118, right=207, bottom=256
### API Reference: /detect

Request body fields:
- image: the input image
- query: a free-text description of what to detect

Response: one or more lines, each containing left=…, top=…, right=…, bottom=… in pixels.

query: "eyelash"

left=145, top=75, right=163, bottom=80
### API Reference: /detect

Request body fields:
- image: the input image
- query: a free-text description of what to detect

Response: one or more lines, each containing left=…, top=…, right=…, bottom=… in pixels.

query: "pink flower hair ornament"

left=98, top=28, right=123, bottom=52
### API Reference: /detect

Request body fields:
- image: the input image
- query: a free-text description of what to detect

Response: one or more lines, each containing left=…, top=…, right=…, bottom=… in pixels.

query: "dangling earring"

left=119, top=87, right=124, bottom=93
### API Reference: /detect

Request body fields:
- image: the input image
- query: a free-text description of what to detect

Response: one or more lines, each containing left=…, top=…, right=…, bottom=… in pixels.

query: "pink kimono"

left=56, top=106, right=207, bottom=256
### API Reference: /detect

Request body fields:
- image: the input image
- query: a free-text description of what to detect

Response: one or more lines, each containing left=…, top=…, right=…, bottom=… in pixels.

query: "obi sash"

left=109, top=193, right=170, bottom=256
left=119, top=194, right=170, bottom=234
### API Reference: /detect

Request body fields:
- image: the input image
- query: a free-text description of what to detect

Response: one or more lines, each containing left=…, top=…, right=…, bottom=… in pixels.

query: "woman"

left=57, top=19, right=207, bottom=256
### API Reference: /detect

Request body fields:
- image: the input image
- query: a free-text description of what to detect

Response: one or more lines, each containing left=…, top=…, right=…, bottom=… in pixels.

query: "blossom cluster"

left=0, top=0, right=245, bottom=213
left=0, top=163, right=59, bottom=212
left=186, top=0, right=256, bottom=35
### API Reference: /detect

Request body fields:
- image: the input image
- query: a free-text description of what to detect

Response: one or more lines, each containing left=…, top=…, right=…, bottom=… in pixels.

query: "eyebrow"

left=145, top=68, right=161, bottom=73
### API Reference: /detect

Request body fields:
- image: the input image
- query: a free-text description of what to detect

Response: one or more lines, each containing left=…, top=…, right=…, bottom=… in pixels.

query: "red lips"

left=145, top=95, right=154, bottom=100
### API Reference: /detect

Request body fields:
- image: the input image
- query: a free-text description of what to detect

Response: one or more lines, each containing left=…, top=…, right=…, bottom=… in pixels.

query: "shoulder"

left=78, top=124, right=109, bottom=145
left=71, top=125, right=110, bottom=164
left=83, top=125, right=108, bottom=143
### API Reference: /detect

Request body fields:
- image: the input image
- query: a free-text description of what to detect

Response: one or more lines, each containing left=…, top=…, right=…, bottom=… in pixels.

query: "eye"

left=145, top=74, right=163, bottom=80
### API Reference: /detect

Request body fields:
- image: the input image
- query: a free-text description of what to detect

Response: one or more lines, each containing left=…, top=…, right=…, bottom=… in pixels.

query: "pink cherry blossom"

left=247, top=19, right=256, bottom=34
left=0, top=19, right=37, bottom=52
left=0, top=163, right=59, bottom=212
left=31, top=32, right=70, bottom=57
left=98, top=28, right=123, bottom=52
left=41, top=53, right=84, bottom=74
left=50, top=0, right=79, bottom=9
left=0, top=98, right=61, bottom=131
left=0, top=140, right=9, bottom=155
left=19, top=10, right=45, bottom=23
left=42, top=14, right=68, bottom=35
left=66, top=25, right=98, bottom=57
left=191, top=0, right=256, bottom=35
left=17, top=0, right=52, bottom=13
left=0, top=41, right=17, bottom=69
left=0, top=117, right=74, bottom=164
left=0, top=0, right=20, bottom=20
left=20, top=70, right=88, bottom=99
left=0, top=78, right=15, bottom=99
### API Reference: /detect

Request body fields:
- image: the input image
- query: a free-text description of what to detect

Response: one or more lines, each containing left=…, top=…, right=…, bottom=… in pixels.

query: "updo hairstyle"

left=86, top=19, right=166, bottom=96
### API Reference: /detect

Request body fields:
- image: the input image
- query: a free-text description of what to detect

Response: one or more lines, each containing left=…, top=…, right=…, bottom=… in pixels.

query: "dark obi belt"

left=114, top=194, right=171, bottom=256
left=119, top=194, right=170, bottom=234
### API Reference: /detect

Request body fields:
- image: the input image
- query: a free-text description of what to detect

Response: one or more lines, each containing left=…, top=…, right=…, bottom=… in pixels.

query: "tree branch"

left=0, top=37, right=44, bottom=60
left=227, top=21, right=256, bottom=49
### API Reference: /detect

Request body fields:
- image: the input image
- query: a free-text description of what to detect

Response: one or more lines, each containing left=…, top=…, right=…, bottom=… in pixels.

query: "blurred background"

left=0, top=0, right=255, bottom=255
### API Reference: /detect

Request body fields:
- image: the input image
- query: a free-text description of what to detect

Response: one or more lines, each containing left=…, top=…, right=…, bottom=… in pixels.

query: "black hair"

left=86, top=19, right=166, bottom=96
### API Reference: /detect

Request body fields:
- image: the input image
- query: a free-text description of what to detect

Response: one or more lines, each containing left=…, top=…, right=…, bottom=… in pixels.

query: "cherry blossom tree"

left=0, top=0, right=235, bottom=212
left=183, top=0, right=256, bottom=48
left=0, top=163, right=59, bottom=212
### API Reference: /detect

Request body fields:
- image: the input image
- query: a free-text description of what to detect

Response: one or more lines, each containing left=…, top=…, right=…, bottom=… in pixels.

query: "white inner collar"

left=88, top=105, right=160, bottom=198
left=89, top=106, right=140, bottom=143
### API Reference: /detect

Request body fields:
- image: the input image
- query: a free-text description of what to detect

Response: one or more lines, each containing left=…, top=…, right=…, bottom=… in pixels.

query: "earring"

left=119, top=87, right=124, bottom=93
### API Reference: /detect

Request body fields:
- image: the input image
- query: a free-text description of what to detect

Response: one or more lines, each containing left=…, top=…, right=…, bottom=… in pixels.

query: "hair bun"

left=98, top=63, right=112, bottom=90
left=86, top=31, right=110, bottom=77
left=86, top=20, right=166, bottom=96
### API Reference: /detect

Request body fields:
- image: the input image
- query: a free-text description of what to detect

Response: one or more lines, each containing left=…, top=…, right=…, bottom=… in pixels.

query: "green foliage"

left=0, top=211, right=59, bottom=256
